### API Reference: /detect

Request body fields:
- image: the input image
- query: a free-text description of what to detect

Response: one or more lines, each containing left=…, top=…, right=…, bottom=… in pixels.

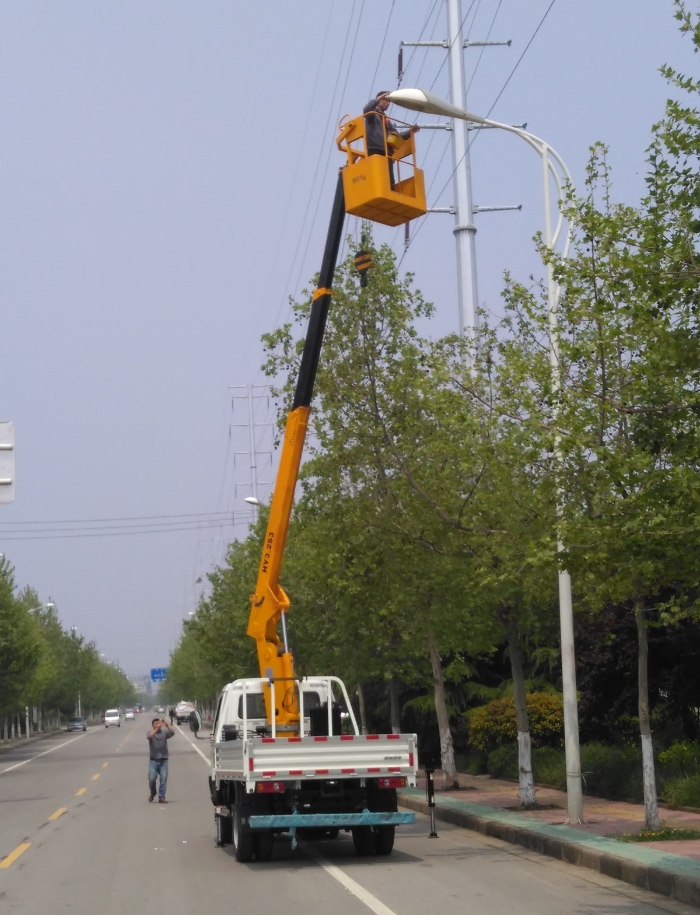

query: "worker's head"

left=376, top=91, right=391, bottom=112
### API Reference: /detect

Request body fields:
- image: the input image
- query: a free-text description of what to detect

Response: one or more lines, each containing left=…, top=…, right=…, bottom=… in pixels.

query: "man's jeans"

left=149, top=758, right=168, bottom=800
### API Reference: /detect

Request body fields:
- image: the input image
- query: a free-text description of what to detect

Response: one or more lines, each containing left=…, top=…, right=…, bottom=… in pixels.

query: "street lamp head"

left=385, top=88, right=485, bottom=124
left=245, top=496, right=261, bottom=507
left=46, top=598, right=55, bottom=610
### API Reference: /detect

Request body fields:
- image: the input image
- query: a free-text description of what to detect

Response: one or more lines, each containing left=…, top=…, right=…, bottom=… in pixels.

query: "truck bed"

left=212, top=733, right=417, bottom=791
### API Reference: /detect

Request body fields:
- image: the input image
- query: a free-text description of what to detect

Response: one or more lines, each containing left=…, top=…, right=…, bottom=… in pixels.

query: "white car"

left=124, top=709, right=135, bottom=721
left=104, top=709, right=120, bottom=728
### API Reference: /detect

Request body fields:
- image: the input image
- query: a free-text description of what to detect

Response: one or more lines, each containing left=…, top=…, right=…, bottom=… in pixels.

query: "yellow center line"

left=102, top=762, right=108, bottom=768
left=0, top=843, right=31, bottom=868
left=48, top=807, right=67, bottom=821
left=76, top=787, right=87, bottom=796
left=91, top=773, right=100, bottom=781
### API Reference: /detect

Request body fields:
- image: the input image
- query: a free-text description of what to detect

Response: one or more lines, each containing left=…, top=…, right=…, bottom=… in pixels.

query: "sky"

left=0, top=0, right=695, bottom=679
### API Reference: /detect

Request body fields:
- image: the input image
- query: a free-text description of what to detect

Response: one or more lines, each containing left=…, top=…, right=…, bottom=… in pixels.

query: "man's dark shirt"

left=363, top=98, right=410, bottom=153
left=148, top=727, right=172, bottom=760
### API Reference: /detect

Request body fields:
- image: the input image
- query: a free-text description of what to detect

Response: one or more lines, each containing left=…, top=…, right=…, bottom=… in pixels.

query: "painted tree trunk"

left=25, top=706, right=30, bottom=738
left=357, top=684, right=368, bottom=735
left=507, top=625, right=536, bottom=807
left=636, top=603, right=661, bottom=831
left=427, top=629, right=459, bottom=788
left=389, top=676, right=401, bottom=734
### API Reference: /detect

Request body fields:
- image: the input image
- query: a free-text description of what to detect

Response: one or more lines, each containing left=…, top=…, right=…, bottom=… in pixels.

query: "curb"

left=399, top=791, right=700, bottom=909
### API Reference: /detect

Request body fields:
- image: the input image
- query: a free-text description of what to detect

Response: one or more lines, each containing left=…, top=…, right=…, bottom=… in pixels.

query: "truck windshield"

left=238, top=693, right=267, bottom=719
left=302, top=691, right=321, bottom=709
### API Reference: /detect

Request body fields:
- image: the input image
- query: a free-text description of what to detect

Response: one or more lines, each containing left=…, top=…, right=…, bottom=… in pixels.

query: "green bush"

left=662, top=774, right=700, bottom=808
left=455, top=749, right=487, bottom=775
left=580, top=743, right=643, bottom=801
left=469, top=693, right=564, bottom=752
left=533, top=747, right=566, bottom=788
left=658, top=742, right=700, bottom=779
left=487, top=744, right=519, bottom=780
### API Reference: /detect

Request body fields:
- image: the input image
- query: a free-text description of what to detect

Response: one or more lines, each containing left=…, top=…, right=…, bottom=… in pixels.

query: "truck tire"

left=352, top=826, right=375, bottom=857
left=254, top=830, right=274, bottom=861
left=232, top=806, right=254, bottom=863
left=216, top=813, right=233, bottom=847
left=374, top=825, right=395, bottom=855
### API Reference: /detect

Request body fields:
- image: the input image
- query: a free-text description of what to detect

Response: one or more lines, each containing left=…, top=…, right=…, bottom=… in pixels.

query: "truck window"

left=238, top=693, right=267, bottom=719
left=302, top=691, right=321, bottom=709
left=213, top=694, right=224, bottom=731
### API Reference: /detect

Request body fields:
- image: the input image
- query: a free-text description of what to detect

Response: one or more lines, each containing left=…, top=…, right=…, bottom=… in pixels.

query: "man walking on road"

left=147, top=717, right=174, bottom=803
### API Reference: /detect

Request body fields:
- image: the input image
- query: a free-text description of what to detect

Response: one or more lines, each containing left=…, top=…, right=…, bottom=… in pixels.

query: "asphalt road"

left=0, top=722, right=695, bottom=915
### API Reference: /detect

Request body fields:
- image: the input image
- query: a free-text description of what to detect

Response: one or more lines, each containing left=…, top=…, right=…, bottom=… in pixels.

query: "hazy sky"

left=0, top=1, right=694, bottom=679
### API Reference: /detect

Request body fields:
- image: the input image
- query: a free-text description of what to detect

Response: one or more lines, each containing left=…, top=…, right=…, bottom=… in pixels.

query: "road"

left=0, top=722, right=694, bottom=915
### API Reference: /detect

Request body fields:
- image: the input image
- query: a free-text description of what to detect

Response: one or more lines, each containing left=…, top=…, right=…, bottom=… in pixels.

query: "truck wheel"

left=374, top=826, right=395, bottom=856
left=216, top=813, right=233, bottom=847
left=352, top=826, right=375, bottom=857
left=232, top=807, right=254, bottom=863
left=254, top=830, right=274, bottom=861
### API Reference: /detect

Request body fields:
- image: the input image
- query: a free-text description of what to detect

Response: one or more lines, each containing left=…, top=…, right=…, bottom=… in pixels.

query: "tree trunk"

left=389, top=677, right=401, bottom=734
left=357, top=684, right=368, bottom=735
left=507, top=624, right=536, bottom=808
left=427, top=629, right=459, bottom=789
left=636, top=603, right=661, bottom=831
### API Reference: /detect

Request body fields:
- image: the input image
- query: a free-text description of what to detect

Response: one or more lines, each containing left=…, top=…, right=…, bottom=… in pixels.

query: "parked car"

left=67, top=716, right=87, bottom=732
left=104, top=708, right=120, bottom=728
left=124, top=708, right=135, bottom=721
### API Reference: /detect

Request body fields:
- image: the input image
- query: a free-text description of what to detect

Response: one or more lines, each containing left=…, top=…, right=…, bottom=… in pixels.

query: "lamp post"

left=387, top=88, right=583, bottom=823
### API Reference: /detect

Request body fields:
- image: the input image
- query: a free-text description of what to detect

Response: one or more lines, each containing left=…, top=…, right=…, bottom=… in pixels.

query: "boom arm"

left=247, top=174, right=346, bottom=729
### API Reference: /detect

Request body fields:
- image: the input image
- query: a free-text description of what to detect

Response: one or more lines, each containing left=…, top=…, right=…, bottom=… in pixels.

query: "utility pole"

left=400, top=0, right=511, bottom=337
left=446, top=0, right=478, bottom=337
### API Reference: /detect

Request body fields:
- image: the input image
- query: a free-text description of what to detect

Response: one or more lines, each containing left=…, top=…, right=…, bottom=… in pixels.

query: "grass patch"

left=617, top=827, right=700, bottom=843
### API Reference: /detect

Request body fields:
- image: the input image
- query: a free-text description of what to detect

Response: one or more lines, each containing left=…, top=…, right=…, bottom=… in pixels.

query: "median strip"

left=0, top=843, right=31, bottom=868
left=48, top=807, right=67, bottom=821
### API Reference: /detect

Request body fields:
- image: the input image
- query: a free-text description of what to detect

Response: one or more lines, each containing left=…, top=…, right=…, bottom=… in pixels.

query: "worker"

left=363, top=91, right=415, bottom=189
left=147, top=717, right=174, bottom=803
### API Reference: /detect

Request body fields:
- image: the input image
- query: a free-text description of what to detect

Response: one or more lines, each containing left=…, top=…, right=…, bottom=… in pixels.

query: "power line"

left=399, top=0, right=560, bottom=266
left=0, top=520, right=249, bottom=542
left=0, top=510, right=240, bottom=526
left=369, top=0, right=397, bottom=95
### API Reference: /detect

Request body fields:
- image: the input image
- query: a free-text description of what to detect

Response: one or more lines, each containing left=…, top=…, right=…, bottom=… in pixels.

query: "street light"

left=28, top=597, right=55, bottom=614
left=244, top=496, right=261, bottom=507
left=388, top=88, right=583, bottom=824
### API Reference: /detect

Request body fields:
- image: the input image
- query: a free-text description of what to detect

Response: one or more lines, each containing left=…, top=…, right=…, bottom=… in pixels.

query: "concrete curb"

left=399, top=790, right=700, bottom=909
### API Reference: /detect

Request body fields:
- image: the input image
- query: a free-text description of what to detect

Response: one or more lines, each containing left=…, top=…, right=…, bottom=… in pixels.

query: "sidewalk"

left=399, top=772, right=700, bottom=908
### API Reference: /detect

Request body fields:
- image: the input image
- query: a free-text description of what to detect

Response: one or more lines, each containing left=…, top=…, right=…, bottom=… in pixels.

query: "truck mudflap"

left=248, top=810, right=415, bottom=829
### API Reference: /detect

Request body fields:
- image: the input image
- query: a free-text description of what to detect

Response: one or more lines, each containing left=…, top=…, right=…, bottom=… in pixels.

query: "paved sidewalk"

left=400, top=773, right=700, bottom=908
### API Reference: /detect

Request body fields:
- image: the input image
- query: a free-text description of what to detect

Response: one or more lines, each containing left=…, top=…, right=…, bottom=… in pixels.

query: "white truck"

left=207, top=675, right=418, bottom=862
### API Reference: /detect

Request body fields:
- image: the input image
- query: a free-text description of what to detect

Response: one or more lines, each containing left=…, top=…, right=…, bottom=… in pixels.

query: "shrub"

left=580, top=743, right=643, bottom=801
left=487, top=744, right=519, bottom=780
left=533, top=747, right=566, bottom=788
left=662, top=774, right=700, bottom=808
left=658, top=742, right=700, bottom=779
left=469, top=692, right=564, bottom=752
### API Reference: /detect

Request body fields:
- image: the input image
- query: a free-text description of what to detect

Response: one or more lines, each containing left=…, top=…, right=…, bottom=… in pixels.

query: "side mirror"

left=189, top=709, right=202, bottom=733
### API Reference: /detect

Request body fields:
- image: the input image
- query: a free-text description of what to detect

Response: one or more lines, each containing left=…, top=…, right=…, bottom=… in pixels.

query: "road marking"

left=306, top=845, right=398, bottom=915
left=76, top=788, right=87, bottom=796
left=102, top=762, right=108, bottom=768
left=91, top=774, right=100, bottom=781
left=174, top=724, right=209, bottom=763
left=0, top=843, right=31, bottom=868
left=48, top=807, right=67, bottom=821
left=0, top=733, right=88, bottom=776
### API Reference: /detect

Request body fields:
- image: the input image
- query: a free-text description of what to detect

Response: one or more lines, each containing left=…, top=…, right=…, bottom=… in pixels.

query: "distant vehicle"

left=67, top=716, right=87, bottom=732
left=104, top=709, right=120, bottom=728
left=175, top=701, right=195, bottom=725
left=125, top=709, right=135, bottom=721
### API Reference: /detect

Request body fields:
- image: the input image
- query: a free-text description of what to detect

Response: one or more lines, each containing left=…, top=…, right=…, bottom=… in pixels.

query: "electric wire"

left=467, top=0, right=503, bottom=92
left=398, top=0, right=560, bottom=267
left=397, top=0, right=441, bottom=88
left=0, top=510, right=244, bottom=526
left=368, top=0, right=397, bottom=96
left=0, top=520, right=248, bottom=542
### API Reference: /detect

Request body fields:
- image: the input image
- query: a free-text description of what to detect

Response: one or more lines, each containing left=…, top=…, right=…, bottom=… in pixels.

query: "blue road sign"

left=150, top=668, right=168, bottom=682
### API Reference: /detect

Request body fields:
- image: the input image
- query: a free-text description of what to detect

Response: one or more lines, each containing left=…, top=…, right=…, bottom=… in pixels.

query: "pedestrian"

left=169, top=708, right=175, bottom=725
left=363, top=91, right=414, bottom=189
left=147, top=716, right=174, bottom=803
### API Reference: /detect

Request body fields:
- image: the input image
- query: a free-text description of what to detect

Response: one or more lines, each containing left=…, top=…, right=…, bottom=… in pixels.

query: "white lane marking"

left=174, top=724, right=209, bottom=763
left=179, top=722, right=397, bottom=915
left=305, top=845, right=399, bottom=915
left=0, top=733, right=88, bottom=775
